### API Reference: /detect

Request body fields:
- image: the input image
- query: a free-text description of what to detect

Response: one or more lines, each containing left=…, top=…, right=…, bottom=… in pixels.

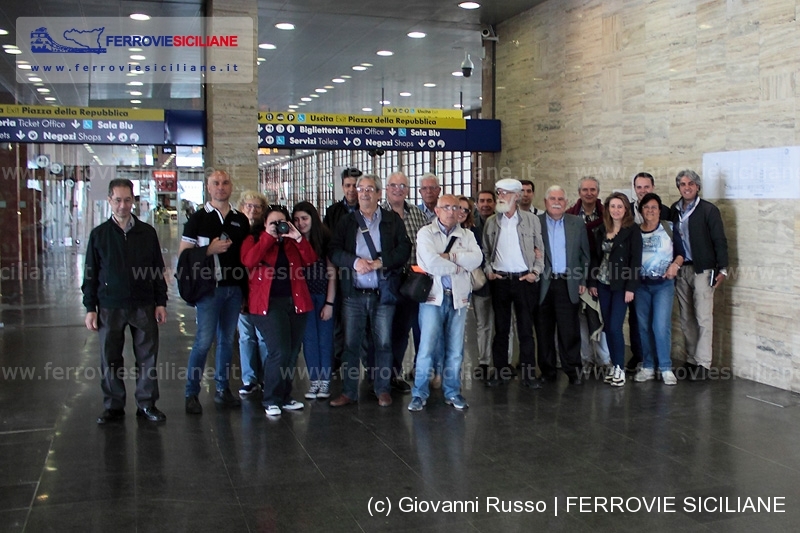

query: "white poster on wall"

left=702, top=146, right=800, bottom=199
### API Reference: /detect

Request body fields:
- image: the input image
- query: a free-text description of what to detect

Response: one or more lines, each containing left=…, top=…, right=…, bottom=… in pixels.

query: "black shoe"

left=568, top=375, right=583, bottom=386
left=521, top=378, right=542, bottom=389
left=485, top=378, right=509, bottom=387
left=214, top=388, right=242, bottom=407
left=473, top=364, right=489, bottom=380
left=136, top=406, right=166, bottom=422
left=96, top=409, right=125, bottom=425
left=391, top=378, right=411, bottom=394
left=185, top=395, right=202, bottom=415
left=688, top=366, right=709, bottom=382
left=539, top=374, right=557, bottom=384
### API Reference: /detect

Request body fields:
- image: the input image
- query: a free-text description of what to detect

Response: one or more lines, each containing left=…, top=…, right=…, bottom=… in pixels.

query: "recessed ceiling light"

left=310, top=94, right=320, bottom=98
left=127, top=81, right=143, bottom=86
left=376, top=50, right=393, bottom=57
left=34, top=82, right=44, bottom=86
left=18, top=64, right=32, bottom=70
left=454, top=104, right=464, bottom=108
left=289, top=105, right=299, bottom=109
left=128, top=48, right=143, bottom=52
left=407, top=31, right=426, bottom=39
left=129, top=90, right=142, bottom=96
left=423, top=83, right=436, bottom=88
left=458, top=2, right=481, bottom=9
left=352, top=65, right=367, bottom=71
left=44, top=97, right=56, bottom=101
left=130, top=13, right=150, bottom=21
left=17, top=60, right=29, bottom=64
left=299, top=103, right=306, bottom=106
left=332, top=78, right=345, bottom=83
left=315, top=88, right=327, bottom=93
left=257, top=57, right=266, bottom=61
left=0, top=29, right=8, bottom=36
left=2, top=45, right=19, bottom=49
left=380, top=100, right=390, bottom=105
left=258, top=43, right=276, bottom=50
left=28, top=77, right=42, bottom=82
left=275, top=23, right=295, bottom=30
left=400, top=92, right=411, bottom=97
left=130, top=55, right=146, bottom=61
left=301, top=97, right=312, bottom=102
left=4, top=49, right=21, bottom=54
left=36, top=88, right=50, bottom=93
left=362, top=107, right=373, bottom=112
left=341, top=75, right=352, bottom=79
left=361, top=63, right=373, bottom=67
left=130, top=100, right=142, bottom=104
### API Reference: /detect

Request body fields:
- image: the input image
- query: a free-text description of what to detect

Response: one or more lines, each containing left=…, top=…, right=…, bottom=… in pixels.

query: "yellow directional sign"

left=0, top=105, right=164, bottom=121
left=258, top=111, right=466, bottom=130
left=382, top=107, right=463, bottom=119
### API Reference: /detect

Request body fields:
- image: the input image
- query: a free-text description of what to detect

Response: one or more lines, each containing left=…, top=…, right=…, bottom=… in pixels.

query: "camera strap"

left=355, top=211, right=381, bottom=261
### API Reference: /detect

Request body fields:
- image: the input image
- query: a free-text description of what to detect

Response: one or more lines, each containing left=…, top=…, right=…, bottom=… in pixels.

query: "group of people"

left=81, top=166, right=728, bottom=424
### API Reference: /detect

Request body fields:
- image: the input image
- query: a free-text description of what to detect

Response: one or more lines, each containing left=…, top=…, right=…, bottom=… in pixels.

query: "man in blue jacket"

left=82, top=179, right=168, bottom=424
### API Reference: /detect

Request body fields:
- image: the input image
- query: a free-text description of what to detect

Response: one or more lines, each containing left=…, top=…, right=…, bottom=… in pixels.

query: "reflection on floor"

left=1, top=243, right=799, bottom=532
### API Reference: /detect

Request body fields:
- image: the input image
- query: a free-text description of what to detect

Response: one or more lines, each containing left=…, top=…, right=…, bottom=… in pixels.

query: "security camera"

left=481, top=25, right=498, bottom=42
left=461, top=52, right=474, bottom=78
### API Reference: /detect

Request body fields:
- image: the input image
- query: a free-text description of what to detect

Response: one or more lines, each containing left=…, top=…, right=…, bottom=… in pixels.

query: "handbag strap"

left=444, top=235, right=457, bottom=253
left=355, top=211, right=380, bottom=260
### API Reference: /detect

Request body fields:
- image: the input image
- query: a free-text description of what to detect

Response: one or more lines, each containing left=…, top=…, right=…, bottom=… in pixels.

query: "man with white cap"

left=481, top=178, right=545, bottom=388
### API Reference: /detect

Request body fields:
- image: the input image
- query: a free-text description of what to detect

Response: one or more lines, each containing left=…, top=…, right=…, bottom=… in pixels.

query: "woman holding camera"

left=588, top=192, right=642, bottom=387
left=241, top=205, right=317, bottom=417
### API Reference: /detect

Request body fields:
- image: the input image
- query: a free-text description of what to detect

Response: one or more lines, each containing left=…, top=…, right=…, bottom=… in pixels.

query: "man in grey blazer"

left=537, top=185, right=591, bottom=385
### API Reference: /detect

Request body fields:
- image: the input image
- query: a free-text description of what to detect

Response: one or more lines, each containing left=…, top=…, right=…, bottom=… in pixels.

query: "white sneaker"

left=316, top=381, right=331, bottom=399
left=634, top=368, right=655, bottom=382
left=610, top=365, right=626, bottom=387
left=282, top=400, right=304, bottom=411
left=603, top=366, right=615, bottom=383
left=264, top=405, right=281, bottom=417
left=305, top=381, right=320, bottom=399
left=661, top=370, right=678, bottom=386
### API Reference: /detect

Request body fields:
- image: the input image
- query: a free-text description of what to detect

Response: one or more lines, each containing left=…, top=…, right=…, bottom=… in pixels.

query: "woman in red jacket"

left=241, top=205, right=317, bottom=417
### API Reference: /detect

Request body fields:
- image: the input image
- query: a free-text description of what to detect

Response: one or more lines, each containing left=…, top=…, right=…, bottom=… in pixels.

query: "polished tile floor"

left=1, top=244, right=799, bottom=532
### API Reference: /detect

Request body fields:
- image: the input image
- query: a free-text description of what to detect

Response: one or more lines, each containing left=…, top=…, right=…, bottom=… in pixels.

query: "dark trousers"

left=252, top=298, right=309, bottom=407
left=627, top=300, right=643, bottom=366
left=490, top=278, right=539, bottom=380
left=536, top=279, right=581, bottom=379
left=390, top=295, right=421, bottom=377
left=98, top=306, right=159, bottom=410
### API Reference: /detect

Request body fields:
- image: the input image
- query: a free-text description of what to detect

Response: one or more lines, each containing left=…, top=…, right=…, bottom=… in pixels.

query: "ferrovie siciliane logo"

left=31, top=26, right=108, bottom=54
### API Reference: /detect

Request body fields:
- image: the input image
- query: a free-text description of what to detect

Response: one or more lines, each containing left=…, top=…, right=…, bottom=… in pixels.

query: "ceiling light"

left=407, top=31, right=426, bottom=39
left=130, top=13, right=150, bottom=21
left=33, top=83, right=44, bottom=86
left=315, top=88, right=327, bottom=93
left=258, top=43, right=276, bottom=50
left=127, top=72, right=142, bottom=76
left=289, top=105, right=299, bottom=109
left=310, top=94, right=320, bottom=98
left=341, top=75, right=352, bottom=79
left=400, top=92, right=411, bottom=97
left=2, top=45, right=19, bottom=49
left=458, top=2, right=481, bottom=9
left=379, top=100, right=390, bottom=105
left=129, top=90, right=142, bottom=96
left=275, top=23, right=295, bottom=30
left=130, top=100, right=142, bottom=104
left=127, top=81, right=143, bottom=86
left=376, top=50, right=393, bottom=57
left=37, top=88, right=50, bottom=93
left=362, top=107, right=373, bottom=112
left=0, top=29, right=8, bottom=36
left=301, top=97, right=312, bottom=102
left=299, top=103, right=306, bottom=106
left=257, top=57, right=266, bottom=62
left=324, top=85, right=334, bottom=89
left=130, top=54, right=146, bottom=60
left=128, top=48, right=143, bottom=52
left=361, top=63, right=373, bottom=67
left=28, top=77, right=42, bottom=82
left=424, top=83, right=436, bottom=87
left=332, top=78, right=345, bottom=83
left=352, top=65, right=367, bottom=71
left=454, top=104, right=464, bottom=108
left=44, top=97, right=56, bottom=101
left=18, top=64, right=32, bottom=70
left=4, top=49, right=21, bottom=54
left=452, top=71, right=464, bottom=77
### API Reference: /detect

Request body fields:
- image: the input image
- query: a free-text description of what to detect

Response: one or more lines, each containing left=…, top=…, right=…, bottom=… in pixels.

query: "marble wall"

left=496, top=0, right=800, bottom=391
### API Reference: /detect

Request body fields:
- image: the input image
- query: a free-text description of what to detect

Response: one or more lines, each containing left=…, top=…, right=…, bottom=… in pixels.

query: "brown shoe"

left=378, top=392, right=393, bottom=407
left=330, top=394, right=356, bottom=407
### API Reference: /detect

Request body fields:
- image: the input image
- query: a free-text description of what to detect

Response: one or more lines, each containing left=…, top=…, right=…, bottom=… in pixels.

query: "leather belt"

left=493, top=270, right=527, bottom=280
left=353, top=288, right=379, bottom=295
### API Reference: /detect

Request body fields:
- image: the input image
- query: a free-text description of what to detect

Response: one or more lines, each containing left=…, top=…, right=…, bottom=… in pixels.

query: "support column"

left=479, top=39, right=498, bottom=194
left=206, top=0, right=259, bottom=192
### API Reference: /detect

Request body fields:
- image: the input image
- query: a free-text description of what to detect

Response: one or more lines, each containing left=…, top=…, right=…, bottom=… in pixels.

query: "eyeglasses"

left=496, top=189, right=516, bottom=196
left=243, top=203, right=263, bottom=210
left=420, top=186, right=439, bottom=192
left=458, top=207, right=470, bottom=214
left=388, top=183, right=407, bottom=190
left=641, top=205, right=660, bottom=211
left=437, top=205, right=460, bottom=212
left=356, top=186, right=377, bottom=194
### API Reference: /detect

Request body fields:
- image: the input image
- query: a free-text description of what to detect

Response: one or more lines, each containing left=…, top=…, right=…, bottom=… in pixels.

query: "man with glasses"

left=324, top=167, right=362, bottom=231
left=382, top=171, right=429, bottom=392
left=329, top=175, right=411, bottom=407
left=482, top=178, right=544, bottom=387
left=418, top=173, right=442, bottom=222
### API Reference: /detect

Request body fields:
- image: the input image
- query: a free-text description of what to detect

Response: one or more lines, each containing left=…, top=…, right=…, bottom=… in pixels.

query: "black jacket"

left=323, top=199, right=358, bottom=232
left=82, top=216, right=167, bottom=311
left=589, top=224, right=642, bottom=293
left=670, top=198, right=728, bottom=274
left=329, top=208, right=411, bottom=297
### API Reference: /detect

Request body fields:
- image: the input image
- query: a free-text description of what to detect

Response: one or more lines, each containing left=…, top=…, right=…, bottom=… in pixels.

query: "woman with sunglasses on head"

left=241, top=205, right=317, bottom=417
left=588, top=192, right=642, bottom=387
left=292, top=201, right=337, bottom=400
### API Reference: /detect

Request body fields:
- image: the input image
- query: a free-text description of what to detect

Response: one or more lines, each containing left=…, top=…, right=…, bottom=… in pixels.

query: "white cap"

left=495, top=178, right=522, bottom=192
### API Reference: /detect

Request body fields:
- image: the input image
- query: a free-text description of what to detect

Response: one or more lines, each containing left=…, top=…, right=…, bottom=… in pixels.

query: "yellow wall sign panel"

left=0, top=105, right=164, bottom=121
left=258, top=112, right=466, bottom=130
left=381, top=107, right=464, bottom=119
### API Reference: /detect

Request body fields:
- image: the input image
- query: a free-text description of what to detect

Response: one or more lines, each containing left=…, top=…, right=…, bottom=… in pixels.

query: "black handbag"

left=355, top=211, right=400, bottom=305
left=399, top=236, right=457, bottom=303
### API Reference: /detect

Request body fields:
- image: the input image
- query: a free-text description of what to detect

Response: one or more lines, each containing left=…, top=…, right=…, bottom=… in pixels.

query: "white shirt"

left=491, top=210, right=528, bottom=273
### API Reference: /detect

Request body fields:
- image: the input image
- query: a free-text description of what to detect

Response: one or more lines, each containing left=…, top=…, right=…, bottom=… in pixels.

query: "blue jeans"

left=413, top=294, right=468, bottom=400
left=185, top=285, right=243, bottom=396
left=635, top=279, right=675, bottom=371
left=597, top=284, right=628, bottom=368
left=238, top=313, right=268, bottom=386
left=341, top=293, right=394, bottom=399
left=303, top=293, right=334, bottom=381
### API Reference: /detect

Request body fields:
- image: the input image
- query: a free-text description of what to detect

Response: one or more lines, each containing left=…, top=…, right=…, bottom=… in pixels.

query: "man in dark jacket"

left=82, top=179, right=168, bottom=424
left=323, top=167, right=362, bottom=231
left=671, top=170, right=729, bottom=381
left=328, top=174, right=411, bottom=408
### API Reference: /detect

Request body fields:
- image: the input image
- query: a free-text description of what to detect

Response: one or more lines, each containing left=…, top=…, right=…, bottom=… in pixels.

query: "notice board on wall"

left=702, top=146, right=800, bottom=199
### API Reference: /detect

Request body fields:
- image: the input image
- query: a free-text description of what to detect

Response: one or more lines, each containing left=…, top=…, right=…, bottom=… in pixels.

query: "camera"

left=273, top=220, right=291, bottom=235
left=481, top=25, right=498, bottom=42
left=461, top=53, right=474, bottom=78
